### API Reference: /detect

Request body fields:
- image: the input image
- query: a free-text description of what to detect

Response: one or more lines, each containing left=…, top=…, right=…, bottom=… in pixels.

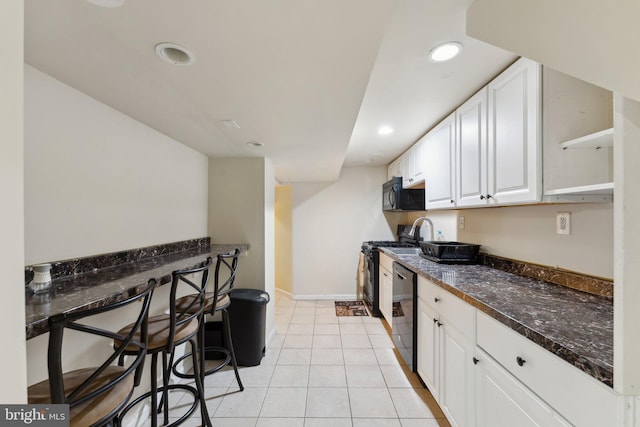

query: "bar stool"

left=171, top=249, right=243, bottom=391
left=27, top=279, right=156, bottom=427
left=118, top=257, right=213, bottom=427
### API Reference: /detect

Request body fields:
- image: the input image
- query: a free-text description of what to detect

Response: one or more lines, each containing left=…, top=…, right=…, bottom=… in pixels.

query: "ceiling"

left=24, top=0, right=515, bottom=183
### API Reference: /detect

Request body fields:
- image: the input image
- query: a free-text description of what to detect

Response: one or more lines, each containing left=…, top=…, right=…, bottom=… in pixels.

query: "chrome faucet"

left=409, top=216, right=434, bottom=241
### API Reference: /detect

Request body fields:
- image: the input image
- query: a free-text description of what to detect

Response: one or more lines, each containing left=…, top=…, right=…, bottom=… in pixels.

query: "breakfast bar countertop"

left=25, top=243, right=248, bottom=340
left=381, top=248, right=613, bottom=387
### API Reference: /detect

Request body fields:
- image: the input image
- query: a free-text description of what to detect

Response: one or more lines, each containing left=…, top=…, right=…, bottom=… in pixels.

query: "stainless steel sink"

left=386, top=247, right=421, bottom=255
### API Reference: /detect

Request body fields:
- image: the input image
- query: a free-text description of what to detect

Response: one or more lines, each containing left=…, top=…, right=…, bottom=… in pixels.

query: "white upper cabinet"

left=425, top=113, right=456, bottom=209
left=486, top=58, right=542, bottom=205
left=456, top=88, right=488, bottom=208
left=388, top=139, right=426, bottom=188
left=422, top=58, right=542, bottom=210
left=388, top=156, right=402, bottom=181
left=403, top=138, right=426, bottom=188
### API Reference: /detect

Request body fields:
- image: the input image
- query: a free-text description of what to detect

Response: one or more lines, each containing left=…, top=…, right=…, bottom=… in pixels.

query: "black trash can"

left=228, top=288, right=270, bottom=366
left=203, top=320, right=226, bottom=360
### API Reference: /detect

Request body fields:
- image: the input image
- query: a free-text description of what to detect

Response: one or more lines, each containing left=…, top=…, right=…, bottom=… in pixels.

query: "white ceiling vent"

left=85, top=0, right=125, bottom=8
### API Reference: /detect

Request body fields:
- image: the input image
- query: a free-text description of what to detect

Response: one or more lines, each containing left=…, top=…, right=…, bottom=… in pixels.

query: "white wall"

left=467, top=0, right=640, bottom=103
left=263, top=161, right=276, bottom=341
left=0, top=0, right=27, bottom=404
left=290, top=166, right=400, bottom=299
left=24, top=67, right=209, bottom=392
left=208, top=157, right=276, bottom=340
left=457, top=203, right=613, bottom=279
left=24, top=66, right=208, bottom=264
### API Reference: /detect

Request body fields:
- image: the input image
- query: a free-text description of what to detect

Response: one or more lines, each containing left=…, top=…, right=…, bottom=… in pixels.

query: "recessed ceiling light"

left=155, top=43, right=195, bottom=66
left=427, top=42, right=463, bottom=63
left=85, top=0, right=124, bottom=7
left=378, top=126, right=394, bottom=135
left=247, top=141, right=264, bottom=148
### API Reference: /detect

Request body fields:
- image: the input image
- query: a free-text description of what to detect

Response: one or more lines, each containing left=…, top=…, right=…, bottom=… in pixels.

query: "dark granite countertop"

left=381, top=249, right=613, bottom=387
left=25, top=244, right=248, bottom=339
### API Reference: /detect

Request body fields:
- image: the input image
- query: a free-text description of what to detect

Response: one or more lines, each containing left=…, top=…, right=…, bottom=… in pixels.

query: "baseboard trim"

left=275, top=287, right=293, bottom=298
left=266, top=326, right=278, bottom=347
left=293, top=294, right=357, bottom=301
left=275, top=288, right=358, bottom=301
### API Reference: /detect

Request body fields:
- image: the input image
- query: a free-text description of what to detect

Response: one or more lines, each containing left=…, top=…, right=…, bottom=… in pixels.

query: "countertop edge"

left=25, top=244, right=249, bottom=339
left=381, top=249, right=613, bottom=387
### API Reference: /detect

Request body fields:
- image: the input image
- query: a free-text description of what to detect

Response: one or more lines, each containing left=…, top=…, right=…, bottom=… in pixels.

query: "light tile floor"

left=154, top=293, right=451, bottom=427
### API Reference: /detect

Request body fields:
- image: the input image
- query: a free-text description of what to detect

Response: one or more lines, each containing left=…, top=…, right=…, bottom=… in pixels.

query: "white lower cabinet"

left=477, top=310, right=624, bottom=427
left=417, top=277, right=475, bottom=427
left=378, top=253, right=394, bottom=322
left=379, top=265, right=392, bottom=321
left=416, top=276, right=628, bottom=427
left=475, top=347, right=568, bottom=427
left=440, top=316, right=476, bottom=427
left=417, top=297, right=439, bottom=399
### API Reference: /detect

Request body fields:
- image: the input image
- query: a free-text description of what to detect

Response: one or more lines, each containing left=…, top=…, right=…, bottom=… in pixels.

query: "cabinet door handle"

left=473, top=357, right=480, bottom=365
left=516, top=356, right=526, bottom=367
left=486, top=194, right=493, bottom=199
left=434, top=297, right=440, bottom=303
left=437, top=321, right=443, bottom=327
left=450, top=199, right=455, bottom=204
left=433, top=318, right=438, bottom=324
left=479, top=195, right=485, bottom=200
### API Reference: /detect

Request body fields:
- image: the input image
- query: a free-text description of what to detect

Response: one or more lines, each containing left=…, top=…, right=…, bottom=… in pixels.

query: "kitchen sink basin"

left=386, top=247, right=421, bottom=255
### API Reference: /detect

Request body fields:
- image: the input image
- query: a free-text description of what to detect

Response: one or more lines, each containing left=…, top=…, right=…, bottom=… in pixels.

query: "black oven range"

left=361, top=225, right=420, bottom=317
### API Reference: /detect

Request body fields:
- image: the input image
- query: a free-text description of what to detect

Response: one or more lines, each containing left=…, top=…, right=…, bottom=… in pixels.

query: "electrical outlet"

left=459, top=216, right=465, bottom=230
left=557, top=212, right=571, bottom=235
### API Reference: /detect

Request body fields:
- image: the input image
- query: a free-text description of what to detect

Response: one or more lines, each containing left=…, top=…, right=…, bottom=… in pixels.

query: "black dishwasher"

left=392, top=262, right=417, bottom=371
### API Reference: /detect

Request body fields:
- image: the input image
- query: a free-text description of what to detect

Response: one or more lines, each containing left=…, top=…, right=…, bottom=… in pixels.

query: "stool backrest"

left=167, top=257, right=212, bottom=353
left=211, top=248, right=240, bottom=312
left=46, top=279, right=156, bottom=411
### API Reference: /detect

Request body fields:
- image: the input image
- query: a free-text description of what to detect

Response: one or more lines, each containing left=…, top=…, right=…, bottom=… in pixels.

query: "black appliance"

left=392, top=261, right=417, bottom=371
left=361, top=225, right=420, bottom=317
left=383, top=177, right=425, bottom=211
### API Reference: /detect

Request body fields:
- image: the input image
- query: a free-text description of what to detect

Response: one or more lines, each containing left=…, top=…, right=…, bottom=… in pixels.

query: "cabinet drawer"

left=379, top=252, right=394, bottom=273
left=418, top=276, right=475, bottom=338
left=477, top=311, right=620, bottom=427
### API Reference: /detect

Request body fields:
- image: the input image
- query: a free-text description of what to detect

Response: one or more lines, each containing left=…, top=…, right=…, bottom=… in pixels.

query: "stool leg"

left=222, top=309, right=244, bottom=391
left=190, top=336, right=212, bottom=427
left=161, top=352, right=170, bottom=425
left=150, top=353, right=158, bottom=427
left=199, top=317, right=206, bottom=383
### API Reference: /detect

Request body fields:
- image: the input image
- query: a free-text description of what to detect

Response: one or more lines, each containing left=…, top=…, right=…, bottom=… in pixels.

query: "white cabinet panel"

left=417, top=297, right=439, bottom=400
left=379, top=265, right=393, bottom=322
left=425, top=113, right=456, bottom=209
left=417, top=275, right=475, bottom=427
left=440, top=319, right=475, bottom=427
left=457, top=88, right=488, bottom=207
left=477, top=310, right=620, bottom=427
left=475, top=348, right=556, bottom=427
left=487, top=58, right=541, bottom=204
left=388, top=157, right=402, bottom=181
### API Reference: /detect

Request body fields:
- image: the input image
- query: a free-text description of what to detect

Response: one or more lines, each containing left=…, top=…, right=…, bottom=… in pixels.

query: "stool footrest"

left=172, top=347, right=232, bottom=379
left=119, top=383, right=199, bottom=426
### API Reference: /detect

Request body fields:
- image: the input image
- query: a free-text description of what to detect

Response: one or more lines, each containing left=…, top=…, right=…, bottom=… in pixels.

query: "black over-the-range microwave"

left=382, top=177, right=425, bottom=211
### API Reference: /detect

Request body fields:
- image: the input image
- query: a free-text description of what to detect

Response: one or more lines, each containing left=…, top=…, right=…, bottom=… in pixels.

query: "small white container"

left=31, top=263, right=52, bottom=294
